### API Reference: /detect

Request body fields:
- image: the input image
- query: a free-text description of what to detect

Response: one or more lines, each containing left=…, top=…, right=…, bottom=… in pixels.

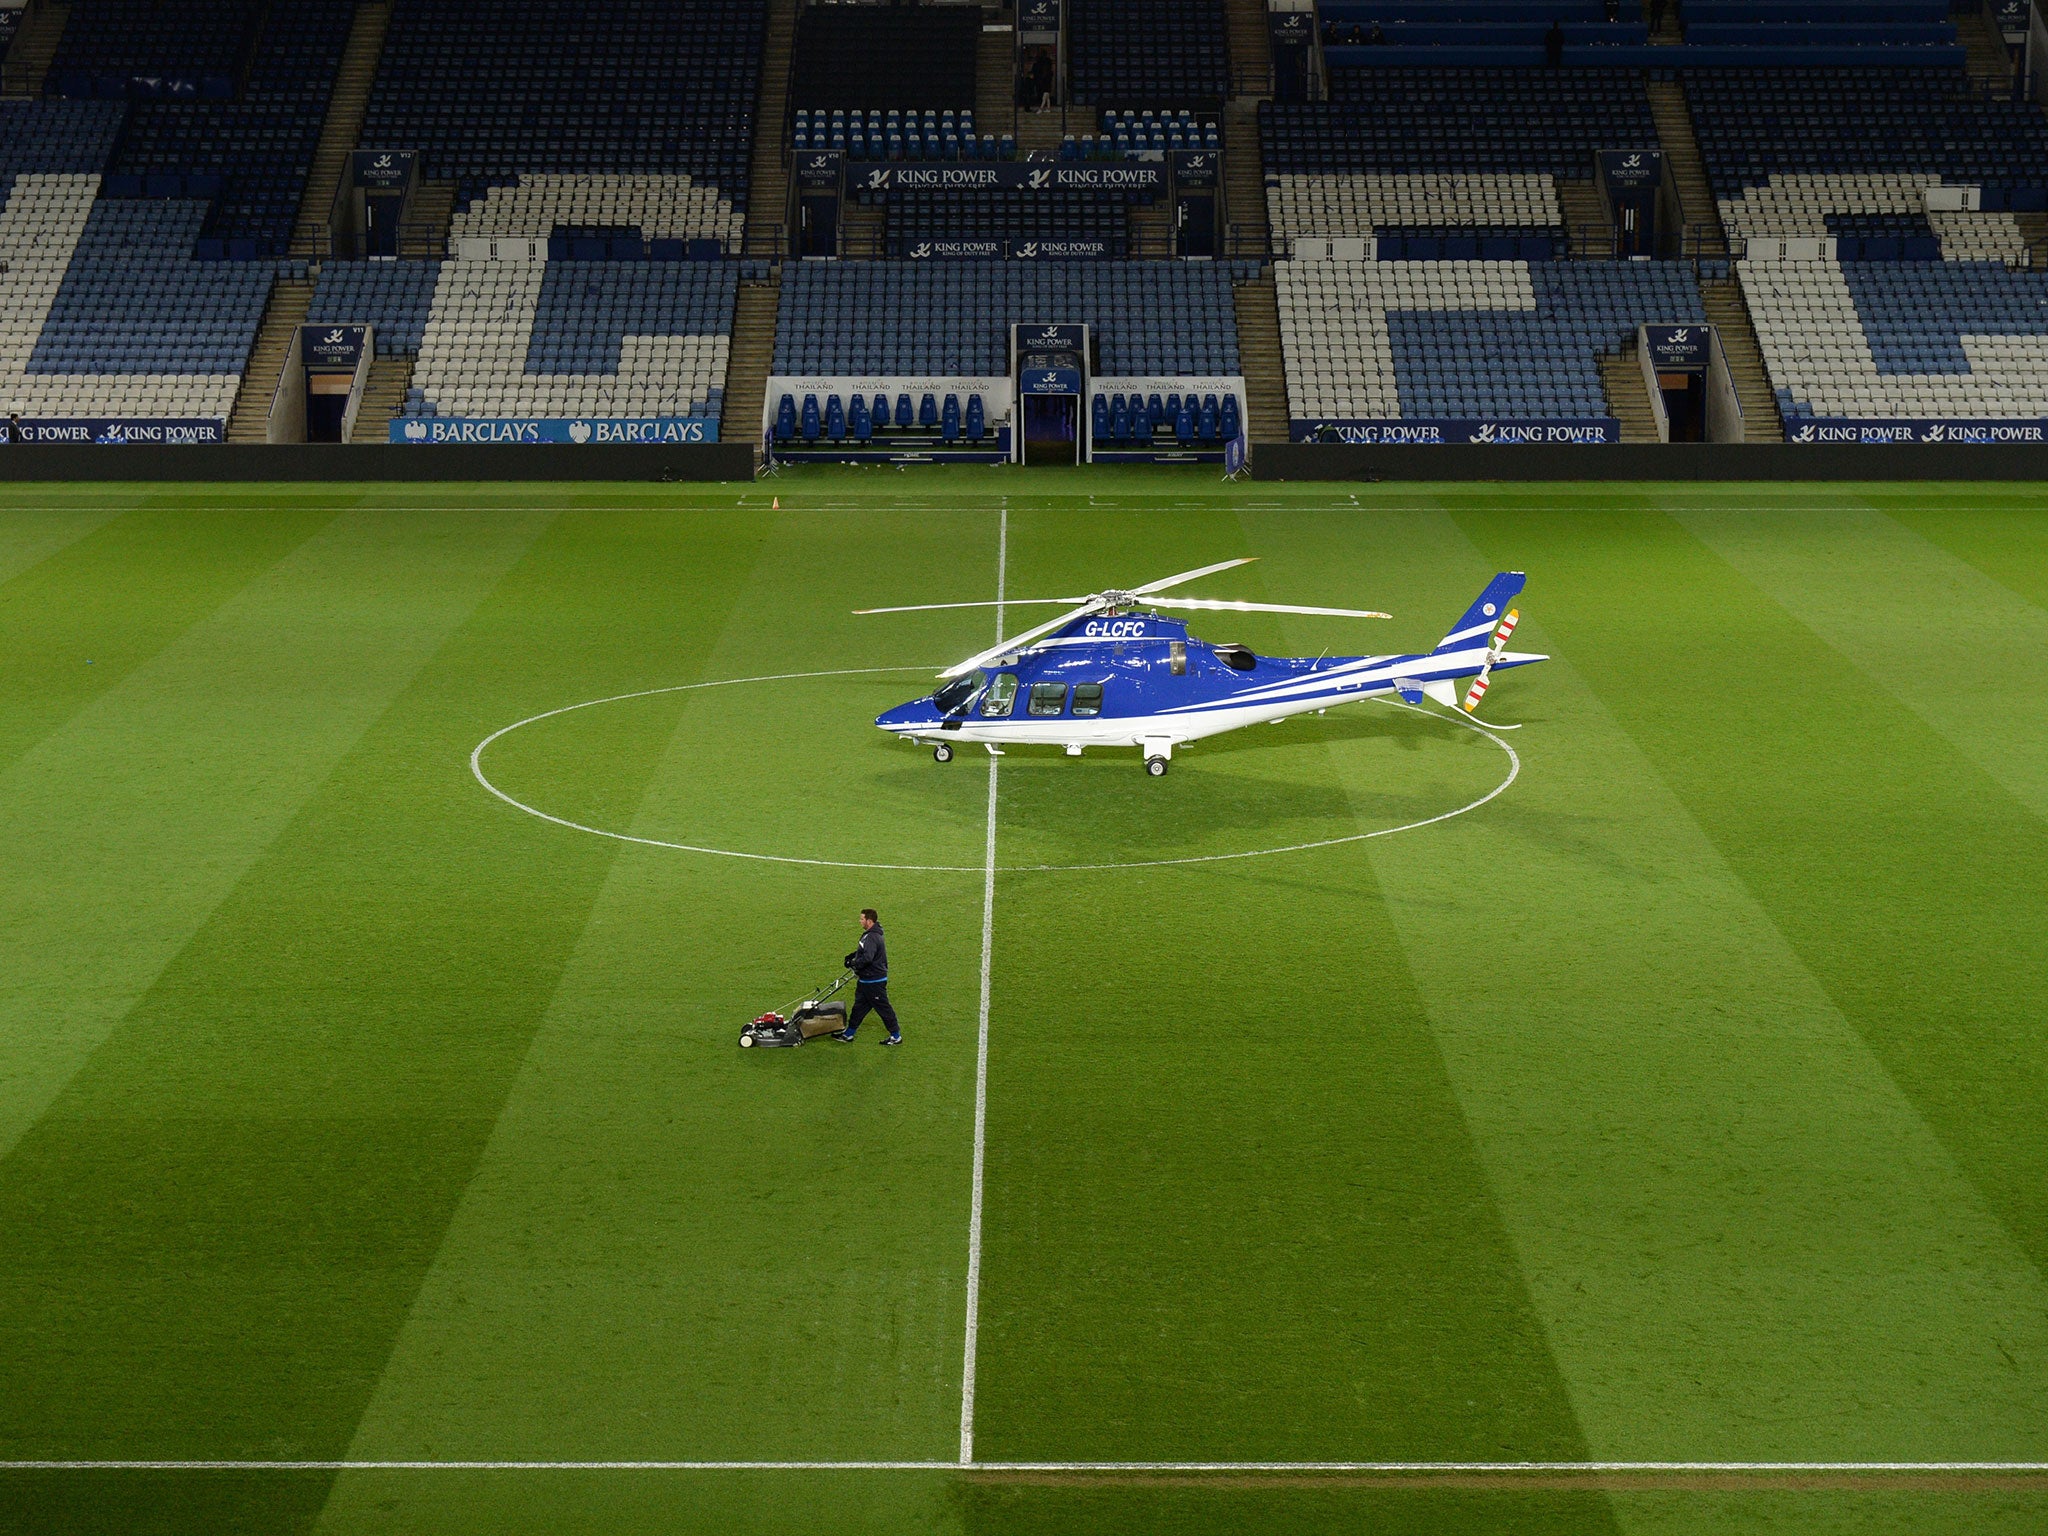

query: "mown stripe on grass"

left=0, top=509, right=761, bottom=1508
left=0, top=496, right=343, bottom=778
left=1865, top=490, right=2048, bottom=616
left=0, top=496, right=135, bottom=586
left=1668, top=496, right=2048, bottom=822
left=966, top=509, right=1609, bottom=1526
left=1441, top=499, right=2048, bottom=1458
left=0, top=505, right=546, bottom=1166
left=317, top=505, right=998, bottom=1483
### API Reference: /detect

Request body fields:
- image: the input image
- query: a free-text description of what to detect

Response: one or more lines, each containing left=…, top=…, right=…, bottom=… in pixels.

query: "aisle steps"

left=1232, top=269, right=1290, bottom=446
left=1, top=0, right=67, bottom=98
left=1599, top=348, right=1660, bottom=442
left=1703, top=277, right=1785, bottom=441
left=226, top=275, right=313, bottom=442
left=293, top=0, right=391, bottom=257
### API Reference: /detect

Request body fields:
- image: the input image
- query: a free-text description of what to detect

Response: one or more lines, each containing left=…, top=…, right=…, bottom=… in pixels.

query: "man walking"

left=835, top=908, right=900, bottom=1045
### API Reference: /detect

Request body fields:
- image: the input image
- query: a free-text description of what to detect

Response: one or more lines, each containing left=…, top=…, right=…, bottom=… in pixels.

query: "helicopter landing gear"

left=1144, top=755, right=1169, bottom=777
left=933, top=742, right=954, bottom=763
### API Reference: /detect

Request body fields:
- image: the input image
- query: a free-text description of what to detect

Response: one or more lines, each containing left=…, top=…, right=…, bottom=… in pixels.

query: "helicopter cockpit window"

left=1071, top=682, right=1103, bottom=717
left=1215, top=644, right=1257, bottom=671
left=932, top=670, right=983, bottom=715
left=1168, top=641, right=1186, bottom=676
left=979, top=673, right=1018, bottom=717
left=1028, top=682, right=1068, bottom=717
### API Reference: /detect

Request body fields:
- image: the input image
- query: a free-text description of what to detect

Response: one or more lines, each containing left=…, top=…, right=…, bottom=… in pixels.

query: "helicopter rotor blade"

left=1130, top=556, right=1258, bottom=596
left=1148, top=597, right=1392, bottom=619
left=852, top=598, right=1088, bottom=615
left=937, top=597, right=1108, bottom=680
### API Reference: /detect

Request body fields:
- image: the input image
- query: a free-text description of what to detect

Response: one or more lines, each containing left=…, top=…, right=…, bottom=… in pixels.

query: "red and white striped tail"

left=1462, top=608, right=1519, bottom=713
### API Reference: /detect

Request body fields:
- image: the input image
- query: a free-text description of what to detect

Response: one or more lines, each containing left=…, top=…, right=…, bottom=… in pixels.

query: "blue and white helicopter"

left=864, top=559, right=1544, bottom=775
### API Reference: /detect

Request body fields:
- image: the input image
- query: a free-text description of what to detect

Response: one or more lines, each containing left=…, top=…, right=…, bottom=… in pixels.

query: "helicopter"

left=862, top=560, right=1544, bottom=775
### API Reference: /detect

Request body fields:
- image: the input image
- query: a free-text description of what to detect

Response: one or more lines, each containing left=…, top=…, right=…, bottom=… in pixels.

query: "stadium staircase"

left=1598, top=348, right=1660, bottom=441
left=725, top=0, right=796, bottom=450
left=1961, top=5, right=2015, bottom=78
left=743, top=0, right=797, bottom=258
left=2019, top=211, right=2048, bottom=269
left=293, top=0, right=392, bottom=258
left=1224, top=0, right=1272, bottom=95
left=1645, top=0, right=1680, bottom=44
left=227, top=275, right=314, bottom=442
left=398, top=178, right=454, bottom=257
left=1647, top=79, right=1728, bottom=258
left=1702, top=278, right=1785, bottom=440
left=976, top=13, right=1016, bottom=140
left=1, top=0, right=66, bottom=97
left=1232, top=268, right=1289, bottom=445
left=350, top=356, right=411, bottom=442
left=725, top=274, right=779, bottom=457
left=1558, top=177, right=1615, bottom=255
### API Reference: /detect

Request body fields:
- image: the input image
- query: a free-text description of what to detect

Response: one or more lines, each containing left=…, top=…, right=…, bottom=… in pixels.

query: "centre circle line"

left=468, top=668, right=1522, bottom=874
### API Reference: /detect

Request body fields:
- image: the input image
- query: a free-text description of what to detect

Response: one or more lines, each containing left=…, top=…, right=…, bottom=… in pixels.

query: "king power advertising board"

left=4, top=418, right=225, bottom=444
left=1785, top=418, right=2048, bottom=444
left=1291, top=418, right=1621, bottom=445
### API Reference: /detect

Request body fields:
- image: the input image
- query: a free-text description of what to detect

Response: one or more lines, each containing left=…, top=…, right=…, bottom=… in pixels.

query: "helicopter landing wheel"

left=933, top=742, right=954, bottom=763
left=1144, top=755, right=1169, bottom=778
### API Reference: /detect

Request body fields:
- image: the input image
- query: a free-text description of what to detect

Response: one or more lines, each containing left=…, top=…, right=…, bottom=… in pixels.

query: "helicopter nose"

left=874, top=700, right=927, bottom=731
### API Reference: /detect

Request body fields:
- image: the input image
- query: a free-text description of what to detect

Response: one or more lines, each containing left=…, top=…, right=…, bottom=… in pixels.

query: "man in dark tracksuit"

left=835, top=908, right=900, bottom=1044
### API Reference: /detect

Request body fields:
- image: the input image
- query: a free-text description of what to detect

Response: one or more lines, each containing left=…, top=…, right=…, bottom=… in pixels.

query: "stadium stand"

left=887, top=191, right=1132, bottom=258
left=789, top=7, right=978, bottom=113
left=360, top=0, right=763, bottom=216
left=46, top=0, right=260, bottom=87
left=305, top=258, right=440, bottom=358
left=1276, top=260, right=1705, bottom=419
left=384, top=259, right=734, bottom=424
left=448, top=174, right=742, bottom=255
left=774, top=262, right=1244, bottom=376
left=89, top=0, right=355, bottom=256
left=1689, top=69, right=2048, bottom=261
left=1742, top=258, right=2048, bottom=422
left=1068, top=0, right=1230, bottom=106
left=0, top=104, right=278, bottom=424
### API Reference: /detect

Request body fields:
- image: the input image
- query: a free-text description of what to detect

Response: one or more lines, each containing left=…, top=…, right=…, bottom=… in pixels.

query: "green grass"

left=0, top=471, right=2045, bottom=1534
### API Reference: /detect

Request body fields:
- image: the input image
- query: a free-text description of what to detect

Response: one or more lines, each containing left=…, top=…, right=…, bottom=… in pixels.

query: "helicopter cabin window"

left=932, top=670, right=983, bottom=715
left=1071, top=682, right=1103, bottom=717
left=1169, top=641, right=1186, bottom=676
left=1214, top=644, right=1257, bottom=671
left=1028, top=682, right=1068, bottom=717
left=980, top=673, right=1018, bottom=717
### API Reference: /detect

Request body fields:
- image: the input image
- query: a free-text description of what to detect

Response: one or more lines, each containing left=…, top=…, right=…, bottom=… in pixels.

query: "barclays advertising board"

left=1291, top=418, right=1620, bottom=445
left=853, top=162, right=1164, bottom=193
left=5, top=418, right=225, bottom=444
left=1786, top=418, right=2048, bottom=444
left=390, top=417, right=717, bottom=444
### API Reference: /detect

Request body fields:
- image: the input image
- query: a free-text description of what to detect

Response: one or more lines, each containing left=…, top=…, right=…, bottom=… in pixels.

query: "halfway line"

left=960, top=499, right=1006, bottom=1465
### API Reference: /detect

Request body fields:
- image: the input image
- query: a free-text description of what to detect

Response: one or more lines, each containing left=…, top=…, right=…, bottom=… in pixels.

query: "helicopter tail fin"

left=1434, top=572, right=1526, bottom=655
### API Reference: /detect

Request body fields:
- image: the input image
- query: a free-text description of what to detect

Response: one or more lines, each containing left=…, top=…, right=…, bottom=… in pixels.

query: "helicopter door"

left=979, top=674, right=1018, bottom=717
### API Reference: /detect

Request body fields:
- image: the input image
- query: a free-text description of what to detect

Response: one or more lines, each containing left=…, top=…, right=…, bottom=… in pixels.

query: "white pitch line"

left=5, top=1460, right=2046, bottom=1473
left=959, top=499, right=1006, bottom=1466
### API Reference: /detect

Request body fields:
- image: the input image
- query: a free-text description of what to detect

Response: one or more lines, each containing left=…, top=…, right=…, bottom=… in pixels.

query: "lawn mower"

left=739, top=970, right=853, bottom=1047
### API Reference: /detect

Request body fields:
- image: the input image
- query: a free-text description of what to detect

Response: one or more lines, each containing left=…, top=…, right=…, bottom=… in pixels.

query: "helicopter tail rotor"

left=1462, top=607, right=1520, bottom=713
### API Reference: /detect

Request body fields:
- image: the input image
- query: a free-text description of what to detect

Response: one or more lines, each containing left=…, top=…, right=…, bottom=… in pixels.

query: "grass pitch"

left=0, top=470, right=2046, bottom=1535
